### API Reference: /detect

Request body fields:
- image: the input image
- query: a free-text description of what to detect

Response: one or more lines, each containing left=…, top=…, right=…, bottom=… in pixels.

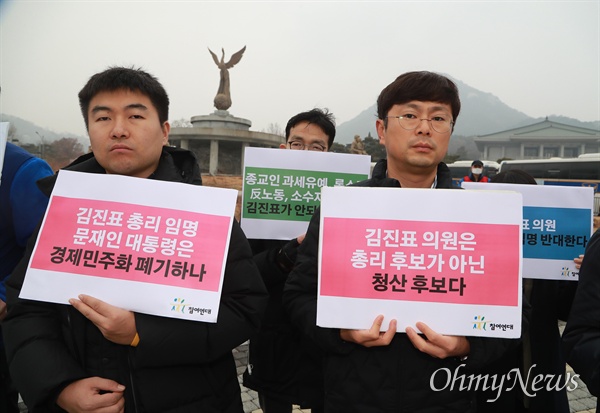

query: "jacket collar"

left=371, top=159, right=453, bottom=189
left=37, top=146, right=202, bottom=196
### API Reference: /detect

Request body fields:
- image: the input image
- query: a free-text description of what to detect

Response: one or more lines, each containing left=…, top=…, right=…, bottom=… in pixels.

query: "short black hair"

left=78, top=66, right=169, bottom=130
left=377, top=71, right=461, bottom=131
left=285, top=108, right=336, bottom=150
left=472, top=160, right=484, bottom=167
left=491, top=170, right=537, bottom=185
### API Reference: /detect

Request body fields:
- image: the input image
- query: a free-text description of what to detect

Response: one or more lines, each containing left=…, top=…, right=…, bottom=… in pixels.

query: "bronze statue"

left=350, top=135, right=367, bottom=155
left=208, top=46, right=246, bottom=111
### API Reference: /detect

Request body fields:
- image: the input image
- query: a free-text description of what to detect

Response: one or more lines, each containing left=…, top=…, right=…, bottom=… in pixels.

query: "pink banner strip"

left=30, top=196, right=230, bottom=292
left=321, top=217, right=519, bottom=306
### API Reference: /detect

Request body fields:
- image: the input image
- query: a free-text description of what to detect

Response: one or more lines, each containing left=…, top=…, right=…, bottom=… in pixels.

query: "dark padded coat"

left=242, top=238, right=324, bottom=408
left=3, top=147, right=268, bottom=413
left=283, top=159, right=525, bottom=413
left=562, top=230, right=600, bottom=409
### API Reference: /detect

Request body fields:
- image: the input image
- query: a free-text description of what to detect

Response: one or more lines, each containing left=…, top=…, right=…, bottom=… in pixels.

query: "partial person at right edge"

left=243, top=108, right=336, bottom=413
left=476, top=169, right=576, bottom=413
left=562, top=229, right=600, bottom=409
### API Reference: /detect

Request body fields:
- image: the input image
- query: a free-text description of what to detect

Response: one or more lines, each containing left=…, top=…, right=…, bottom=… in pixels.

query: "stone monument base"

left=169, top=111, right=283, bottom=175
left=191, top=110, right=252, bottom=131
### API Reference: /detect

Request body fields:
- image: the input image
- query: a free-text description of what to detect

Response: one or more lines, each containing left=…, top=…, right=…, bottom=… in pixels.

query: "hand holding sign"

left=69, top=294, right=137, bottom=346
left=405, top=321, right=470, bottom=359
left=340, top=314, right=397, bottom=347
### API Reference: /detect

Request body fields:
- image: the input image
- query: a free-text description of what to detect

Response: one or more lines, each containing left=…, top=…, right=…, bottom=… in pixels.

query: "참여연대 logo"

left=561, top=266, right=578, bottom=278
left=473, top=315, right=487, bottom=330
left=171, top=297, right=186, bottom=313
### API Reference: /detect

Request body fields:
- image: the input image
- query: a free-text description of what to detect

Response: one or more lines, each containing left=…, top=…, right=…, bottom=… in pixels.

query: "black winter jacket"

left=3, top=147, right=268, bottom=413
left=242, top=238, right=324, bottom=408
left=562, top=230, right=600, bottom=409
left=283, top=159, right=523, bottom=413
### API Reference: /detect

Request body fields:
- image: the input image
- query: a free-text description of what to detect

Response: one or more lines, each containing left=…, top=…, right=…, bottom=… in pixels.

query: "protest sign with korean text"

left=241, top=147, right=371, bottom=240
left=463, top=182, right=594, bottom=281
left=317, top=186, right=523, bottom=338
left=20, top=170, right=237, bottom=322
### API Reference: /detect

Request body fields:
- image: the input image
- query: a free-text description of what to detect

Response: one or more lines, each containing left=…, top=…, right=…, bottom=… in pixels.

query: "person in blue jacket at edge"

left=1, top=141, right=53, bottom=412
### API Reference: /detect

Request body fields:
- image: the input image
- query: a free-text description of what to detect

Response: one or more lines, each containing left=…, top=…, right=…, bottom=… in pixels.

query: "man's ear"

left=376, top=119, right=386, bottom=145
left=279, top=143, right=287, bottom=149
left=162, top=121, right=171, bottom=145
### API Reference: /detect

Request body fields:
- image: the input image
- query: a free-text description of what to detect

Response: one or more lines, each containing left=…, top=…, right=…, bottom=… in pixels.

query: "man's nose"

left=111, top=119, right=129, bottom=138
left=415, top=118, right=432, bottom=135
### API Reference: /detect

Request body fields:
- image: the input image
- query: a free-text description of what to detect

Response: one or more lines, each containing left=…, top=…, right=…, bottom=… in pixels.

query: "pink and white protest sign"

left=20, top=170, right=237, bottom=322
left=316, top=186, right=523, bottom=338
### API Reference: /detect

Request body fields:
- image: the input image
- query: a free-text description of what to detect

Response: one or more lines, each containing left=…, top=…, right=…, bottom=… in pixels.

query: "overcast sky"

left=1, top=0, right=598, bottom=140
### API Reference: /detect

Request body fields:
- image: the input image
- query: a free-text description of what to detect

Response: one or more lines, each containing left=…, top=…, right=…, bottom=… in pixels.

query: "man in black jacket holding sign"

left=243, top=108, right=335, bottom=413
left=3, top=66, right=267, bottom=413
left=283, top=71, right=522, bottom=413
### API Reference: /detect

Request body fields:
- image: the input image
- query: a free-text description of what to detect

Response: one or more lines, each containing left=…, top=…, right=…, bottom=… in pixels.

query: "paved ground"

left=566, top=364, right=597, bottom=413
left=234, top=340, right=597, bottom=413
left=17, top=323, right=597, bottom=413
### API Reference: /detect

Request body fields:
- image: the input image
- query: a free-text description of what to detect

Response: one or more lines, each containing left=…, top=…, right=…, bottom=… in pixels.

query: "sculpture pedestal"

left=191, top=110, right=252, bottom=131
left=169, top=110, right=283, bottom=175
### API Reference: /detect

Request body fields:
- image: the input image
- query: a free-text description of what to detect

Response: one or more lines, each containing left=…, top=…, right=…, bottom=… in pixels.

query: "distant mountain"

left=5, top=75, right=600, bottom=161
left=0, top=113, right=87, bottom=147
left=336, top=76, right=600, bottom=148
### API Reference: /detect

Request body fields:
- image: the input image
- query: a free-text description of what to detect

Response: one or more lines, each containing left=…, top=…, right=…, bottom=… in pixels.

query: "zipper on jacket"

left=66, top=308, right=83, bottom=366
left=127, top=349, right=139, bottom=413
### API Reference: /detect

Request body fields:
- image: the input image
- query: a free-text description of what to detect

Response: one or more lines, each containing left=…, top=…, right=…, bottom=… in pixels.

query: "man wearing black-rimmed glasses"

left=243, top=108, right=335, bottom=413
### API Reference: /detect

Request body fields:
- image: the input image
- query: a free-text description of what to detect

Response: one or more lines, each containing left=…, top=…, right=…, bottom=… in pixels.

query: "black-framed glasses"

left=288, top=141, right=326, bottom=152
left=386, top=115, right=454, bottom=134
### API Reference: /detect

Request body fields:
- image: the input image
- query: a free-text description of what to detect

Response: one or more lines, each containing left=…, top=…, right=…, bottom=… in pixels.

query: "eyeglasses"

left=288, top=141, right=326, bottom=152
left=386, top=115, right=454, bottom=134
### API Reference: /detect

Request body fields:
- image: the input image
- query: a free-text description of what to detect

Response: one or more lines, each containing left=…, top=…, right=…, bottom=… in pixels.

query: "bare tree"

left=45, top=137, right=85, bottom=170
left=263, top=122, right=284, bottom=137
left=171, top=118, right=193, bottom=128
left=7, top=123, right=17, bottom=142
